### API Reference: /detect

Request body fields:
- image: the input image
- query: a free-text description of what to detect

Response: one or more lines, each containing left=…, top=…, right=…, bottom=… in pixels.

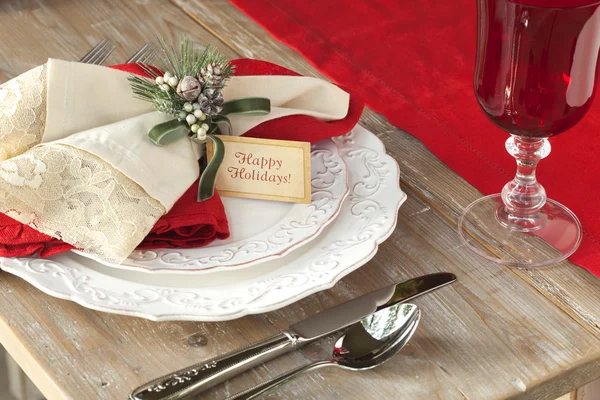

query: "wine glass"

left=458, top=0, right=600, bottom=267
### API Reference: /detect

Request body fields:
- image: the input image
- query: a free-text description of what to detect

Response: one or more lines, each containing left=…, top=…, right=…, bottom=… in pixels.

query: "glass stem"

left=497, top=135, right=551, bottom=231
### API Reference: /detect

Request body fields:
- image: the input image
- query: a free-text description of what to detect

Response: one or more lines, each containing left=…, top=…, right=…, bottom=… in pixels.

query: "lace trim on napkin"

left=0, top=144, right=165, bottom=263
left=0, top=65, right=47, bottom=162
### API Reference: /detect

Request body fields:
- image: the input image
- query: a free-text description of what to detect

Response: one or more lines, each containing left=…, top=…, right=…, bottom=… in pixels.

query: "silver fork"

left=79, top=38, right=115, bottom=64
left=126, top=42, right=159, bottom=64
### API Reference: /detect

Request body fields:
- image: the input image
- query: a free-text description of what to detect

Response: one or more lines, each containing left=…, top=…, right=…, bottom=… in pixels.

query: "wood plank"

left=1, top=347, right=19, bottom=400
left=0, top=0, right=235, bottom=82
left=554, top=394, right=571, bottom=400
left=1, top=321, right=54, bottom=400
left=575, top=379, right=600, bottom=400
left=0, top=0, right=598, bottom=399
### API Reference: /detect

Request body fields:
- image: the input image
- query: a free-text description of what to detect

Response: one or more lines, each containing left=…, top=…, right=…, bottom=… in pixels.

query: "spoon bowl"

left=228, top=303, right=420, bottom=400
left=334, top=302, right=420, bottom=371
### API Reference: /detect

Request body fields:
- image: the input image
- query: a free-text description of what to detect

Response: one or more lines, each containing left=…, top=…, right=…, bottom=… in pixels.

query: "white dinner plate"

left=0, top=125, right=406, bottom=321
left=74, top=139, right=348, bottom=273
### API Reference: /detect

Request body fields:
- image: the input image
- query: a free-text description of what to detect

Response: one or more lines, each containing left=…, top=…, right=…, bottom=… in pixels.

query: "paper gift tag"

left=206, top=135, right=311, bottom=203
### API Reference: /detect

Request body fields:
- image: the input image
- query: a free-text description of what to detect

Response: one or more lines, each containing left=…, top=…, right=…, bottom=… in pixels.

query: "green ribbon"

left=221, top=97, right=271, bottom=116
left=209, top=115, right=232, bottom=135
left=194, top=98, right=270, bottom=199
left=213, top=98, right=270, bottom=136
left=148, top=119, right=189, bottom=146
left=146, top=97, right=271, bottom=202
left=147, top=98, right=270, bottom=146
left=197, top=135, right=224, bottom=201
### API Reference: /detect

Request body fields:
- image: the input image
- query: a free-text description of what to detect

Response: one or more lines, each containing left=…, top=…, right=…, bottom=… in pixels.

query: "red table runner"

left=231, top=0, right=600, bottom=277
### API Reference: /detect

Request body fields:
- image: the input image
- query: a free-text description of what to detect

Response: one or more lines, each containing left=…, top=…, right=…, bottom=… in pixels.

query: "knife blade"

left=129, top=272, right=456, bottom=400
left=291, top=272, right=455, bottom=340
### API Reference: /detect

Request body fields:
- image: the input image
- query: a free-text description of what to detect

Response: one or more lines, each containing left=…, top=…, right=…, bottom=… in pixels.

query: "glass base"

left=458, top=194, right=582, bottom=268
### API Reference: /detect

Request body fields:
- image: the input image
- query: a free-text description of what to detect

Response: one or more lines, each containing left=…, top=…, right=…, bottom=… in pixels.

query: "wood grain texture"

left=0, top=0, right=233, bottom=82
left=0, top=0, right=598, bottom=399
left=575, top=379, right=600, bottom=400
left=1, top=347, right=19, bottom=400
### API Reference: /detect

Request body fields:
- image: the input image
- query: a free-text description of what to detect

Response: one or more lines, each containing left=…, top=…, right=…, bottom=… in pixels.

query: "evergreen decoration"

left=127, top=36, right=270, bottom=202
left=128, top=36, right=235, bottom=139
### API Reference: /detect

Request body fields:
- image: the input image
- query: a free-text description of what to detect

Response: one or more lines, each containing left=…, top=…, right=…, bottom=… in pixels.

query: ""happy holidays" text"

left=227, top=152, right=291, bottom=185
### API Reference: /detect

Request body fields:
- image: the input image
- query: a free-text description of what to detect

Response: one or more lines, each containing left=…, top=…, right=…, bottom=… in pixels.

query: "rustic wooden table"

left=1, top=1, right=600, bottom=399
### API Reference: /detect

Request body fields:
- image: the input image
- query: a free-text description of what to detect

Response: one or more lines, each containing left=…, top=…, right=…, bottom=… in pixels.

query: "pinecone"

left=198, top=63, right=225, bottom=87
left=198, top=88, right=224, bottom=116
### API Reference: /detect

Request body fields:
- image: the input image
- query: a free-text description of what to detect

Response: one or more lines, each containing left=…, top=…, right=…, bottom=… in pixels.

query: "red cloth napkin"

left=136, top=183, right=228, bottom=250
left=0, top=59, right=364, bottom=258
left=232, top=59, right=365, bottom=143
left=0, top=214, right=73, bottom=257
left=231, top=0, right=600, bottom=277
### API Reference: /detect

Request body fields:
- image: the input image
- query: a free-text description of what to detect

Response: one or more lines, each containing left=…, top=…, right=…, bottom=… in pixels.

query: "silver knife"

left=129, top=272, right=456, bottom=400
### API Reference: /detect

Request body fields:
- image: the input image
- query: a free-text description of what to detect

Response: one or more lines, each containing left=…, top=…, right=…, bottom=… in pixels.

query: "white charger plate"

left=0, top=126, right=406, bottom=321
left=75, top=139, right=348, bottom=273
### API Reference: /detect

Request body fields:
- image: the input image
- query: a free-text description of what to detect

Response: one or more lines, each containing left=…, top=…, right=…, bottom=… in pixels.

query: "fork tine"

left=79, top=38, right=111, bottom=63
left=136, top=45, right=156, bottom=64
left=86, top=40, right=113, bottom=65
left=78, top=39, right=103, bottom=63
left=79, top=39, right=107, bottom=62
left=96, top=42, right=116, bottom=65
left=128, top=42, right=159, bottom=65
left=138, top=47, right=153, bottom=64
left=139, top=46, right=159, bottom=64
left=126, top=43, right=151, bottom=63
left=81, top=39, right=115, bottom=65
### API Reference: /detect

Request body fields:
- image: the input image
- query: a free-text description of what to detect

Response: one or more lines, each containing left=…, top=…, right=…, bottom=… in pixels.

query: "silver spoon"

left=227, top=303, right=421, bottom=400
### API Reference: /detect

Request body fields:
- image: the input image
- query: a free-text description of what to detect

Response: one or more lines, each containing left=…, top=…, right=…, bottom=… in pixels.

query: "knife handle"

left=129, top=330, right=303, bottom=400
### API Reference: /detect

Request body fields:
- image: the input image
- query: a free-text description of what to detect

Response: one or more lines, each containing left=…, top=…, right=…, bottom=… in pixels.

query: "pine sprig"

left=136, top=63, right=160, bottom=79
left=128, top=35, right=235, bottom=123
left=129, top=75, right=184, bottom=118
left=158, top=37, right=183, bottom=79
left=156, top=36, right=234, bottom=82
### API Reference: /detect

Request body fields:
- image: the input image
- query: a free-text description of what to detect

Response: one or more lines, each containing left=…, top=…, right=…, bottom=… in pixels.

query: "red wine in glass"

left=476, top=0, right=600, bottom=138
left=458, top=0, right=600, bottom=267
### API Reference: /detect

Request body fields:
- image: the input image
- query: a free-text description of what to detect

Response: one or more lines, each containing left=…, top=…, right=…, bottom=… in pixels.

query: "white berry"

left=200, top=123, right=209, bottom=131
left=190, top=124, right=200, bottom=133
left=193, top=110, right=204, bottom=119
left=178, top=111, right=187, bottom=120
left=155, top=76, right=164, bottom=85
left=192, top=102, right=201, bottom=110
left=186, top=114, right=197, bottom=125
left=161, top=84, right=170, bottom=91
left=168, top=76, right=179, bottom=87
left=198, top=113, right=207, bottom=121
left=163, top=71, right=172, bottom=80
left=183, top=103, right=193, bottom=112
left=197, top=129, right=207, bottom=140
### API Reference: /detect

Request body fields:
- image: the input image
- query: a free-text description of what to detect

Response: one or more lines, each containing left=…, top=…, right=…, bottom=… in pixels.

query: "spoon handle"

left=227, top=361, right=334, bottom=400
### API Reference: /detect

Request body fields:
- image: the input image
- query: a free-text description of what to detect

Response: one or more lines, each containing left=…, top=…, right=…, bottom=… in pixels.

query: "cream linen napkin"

left=0, top=65, right=47, bottom=161
left=0, top=59, right=349, bottom=263
left=0, top=59, right=349, bottom=158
